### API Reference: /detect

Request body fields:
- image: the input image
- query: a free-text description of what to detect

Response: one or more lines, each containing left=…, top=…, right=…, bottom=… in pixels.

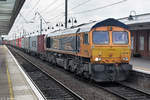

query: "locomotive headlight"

left=98, top=58, right=101, bottom=61
left=95, top=57, right=101, bottom=61
left=123, top=57, right=128, bottom=61
left=95, top=58, right=99, bottom=61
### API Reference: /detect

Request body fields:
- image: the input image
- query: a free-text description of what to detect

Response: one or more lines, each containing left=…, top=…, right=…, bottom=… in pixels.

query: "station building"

left=120, top=13, right=150, bottom=58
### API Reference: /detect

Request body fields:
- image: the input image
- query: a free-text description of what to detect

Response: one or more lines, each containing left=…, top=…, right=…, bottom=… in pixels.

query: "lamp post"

left=21, top=21, right=34, bottom=37
left=47, top=26, right=54, bottom=30
left=128, top=10, right=136, bottom=20
left=35, top=12, right=49, bottom=35
left=56, top=22, right=64, bottom=30
left=47, top=22, right=54, bottom=31
left=68, top=17, right=77, bottom=27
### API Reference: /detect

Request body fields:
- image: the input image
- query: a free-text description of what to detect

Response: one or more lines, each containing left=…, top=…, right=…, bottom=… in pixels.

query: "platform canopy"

left=119, top=13, right=150, bottom=30
left=0, top=0, right=25, bottom=35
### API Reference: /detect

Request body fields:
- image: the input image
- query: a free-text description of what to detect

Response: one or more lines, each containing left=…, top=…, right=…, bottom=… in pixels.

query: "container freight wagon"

left=21, top=38, right=25, bottom=49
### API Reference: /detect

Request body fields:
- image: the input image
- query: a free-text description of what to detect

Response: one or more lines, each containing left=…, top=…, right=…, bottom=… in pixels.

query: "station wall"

left=131, top=30, right=150, bottom=57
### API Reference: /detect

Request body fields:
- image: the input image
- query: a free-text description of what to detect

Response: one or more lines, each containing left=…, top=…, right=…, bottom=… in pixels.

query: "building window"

left=131, top=36, right=134, bottom=49
left=46, top=37, right=51, bottom=48
left=139, top=36, right=144, bottom=51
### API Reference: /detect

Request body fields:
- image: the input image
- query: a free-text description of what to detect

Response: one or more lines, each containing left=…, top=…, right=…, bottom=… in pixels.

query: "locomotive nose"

left=91, top=46, right=130, bottom=63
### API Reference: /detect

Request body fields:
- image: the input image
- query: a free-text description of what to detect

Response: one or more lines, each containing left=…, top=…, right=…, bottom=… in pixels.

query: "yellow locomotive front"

left=91, top=26, right=131, bottom=63
left=89, top=19, right=132, bottom=81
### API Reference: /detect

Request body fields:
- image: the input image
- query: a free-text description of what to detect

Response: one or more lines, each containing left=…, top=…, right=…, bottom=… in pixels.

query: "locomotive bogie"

left=91, top=63, right=132, bottom=81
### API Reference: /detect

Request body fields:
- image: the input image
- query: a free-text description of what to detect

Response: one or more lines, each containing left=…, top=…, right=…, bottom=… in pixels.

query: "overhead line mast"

left=65, top=0, right=68, bottom=28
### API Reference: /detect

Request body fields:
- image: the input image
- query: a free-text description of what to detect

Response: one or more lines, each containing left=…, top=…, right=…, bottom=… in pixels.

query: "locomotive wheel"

left=83, top=71, right=90, bottom=79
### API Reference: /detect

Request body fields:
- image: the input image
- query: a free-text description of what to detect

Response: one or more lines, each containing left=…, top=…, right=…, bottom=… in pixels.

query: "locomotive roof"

left=92, top=18, right=129, bottom=29
left=47, top=18, right=128, bottom=37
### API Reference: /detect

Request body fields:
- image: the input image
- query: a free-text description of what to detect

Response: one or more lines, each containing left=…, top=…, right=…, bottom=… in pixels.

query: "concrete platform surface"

left=0, top=46, right=9, bottom=100
left=130, top=57, right=150, bottom=74
left=0, top=45, right=42, bottom=100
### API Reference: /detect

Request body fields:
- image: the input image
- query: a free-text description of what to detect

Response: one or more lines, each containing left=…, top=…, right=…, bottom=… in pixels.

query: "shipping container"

left=21, top=38, right=25, bottom=48
left=19, top=38, right=22, bottom=48
left=38, top=35, right=45, bottom=52
left=24, top=37, right=30, bottom=50
left=24, top=37, right=27, bottom=49
left=13, top=40, right=15, bottom=46
left=16, top=39, right=18, bottom=47
left=9, top=41, right=11, bottom=45
left=17, top=38, right=20, bottom=47
left=30, top=36, right=38, bottom=52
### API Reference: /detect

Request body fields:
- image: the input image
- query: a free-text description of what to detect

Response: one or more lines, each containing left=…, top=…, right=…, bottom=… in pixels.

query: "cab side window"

left=46, top=37, right=51, bottom=48
left=83, top=32, right=89, bottom=44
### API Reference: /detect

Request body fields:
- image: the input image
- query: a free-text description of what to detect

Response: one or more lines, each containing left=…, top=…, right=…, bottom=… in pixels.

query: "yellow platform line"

left=6, top=61, right=14, bottom=100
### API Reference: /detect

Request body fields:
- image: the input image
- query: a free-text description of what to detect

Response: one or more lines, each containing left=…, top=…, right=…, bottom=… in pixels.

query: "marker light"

left=123, top=57, right=128, bottom=61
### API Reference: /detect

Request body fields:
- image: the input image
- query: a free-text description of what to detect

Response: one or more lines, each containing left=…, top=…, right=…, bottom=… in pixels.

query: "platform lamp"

left=52, top=26, right=54, bottom=30
left=128, top=10, right=136, bottom=20
left=68, top=17, right=77, bottom=27
left=48, top=26, right=54, bottom=29
left=56, top=22, right=64, bottom=30
left=56, top=23, right=64, bottom=27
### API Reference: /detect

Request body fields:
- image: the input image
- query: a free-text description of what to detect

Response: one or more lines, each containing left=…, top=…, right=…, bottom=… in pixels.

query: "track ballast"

left=9, top=46, right=84, bottom=100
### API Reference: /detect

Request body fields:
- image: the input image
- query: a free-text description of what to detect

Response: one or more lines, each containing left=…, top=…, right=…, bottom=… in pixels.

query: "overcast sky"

left=8, top=0, right=150, bottom=39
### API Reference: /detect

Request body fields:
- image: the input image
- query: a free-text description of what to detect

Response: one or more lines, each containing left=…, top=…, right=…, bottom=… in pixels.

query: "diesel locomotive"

left=7, top=18, right=132, bottom=82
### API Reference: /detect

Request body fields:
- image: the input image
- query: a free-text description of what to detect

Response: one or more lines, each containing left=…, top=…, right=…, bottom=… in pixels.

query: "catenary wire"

left=41, top=2, right=65, bottom=15
left=69, top=0, right=127, bottom=15
left=68, top=0, right=92, bottom=11
left=40, top=0, right=59, bottom=13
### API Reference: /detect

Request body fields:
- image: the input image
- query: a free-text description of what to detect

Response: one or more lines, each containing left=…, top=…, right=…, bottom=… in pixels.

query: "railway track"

left=75, top=73, right=150, bottom=100
left=8, top=46, right=150, bottom=100
left=96, top=82, right=150, bottom=100
left=9, top=47, right=84, bottom=100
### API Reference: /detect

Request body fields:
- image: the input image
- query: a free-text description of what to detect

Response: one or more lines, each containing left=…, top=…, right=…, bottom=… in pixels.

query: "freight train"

left=5, top=18, right=132, bottom=82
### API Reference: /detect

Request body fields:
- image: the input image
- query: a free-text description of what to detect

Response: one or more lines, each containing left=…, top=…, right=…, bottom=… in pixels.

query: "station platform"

left=130, top=57, right=150, bottom=74
left=0, top=45, right=43, bottom=100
